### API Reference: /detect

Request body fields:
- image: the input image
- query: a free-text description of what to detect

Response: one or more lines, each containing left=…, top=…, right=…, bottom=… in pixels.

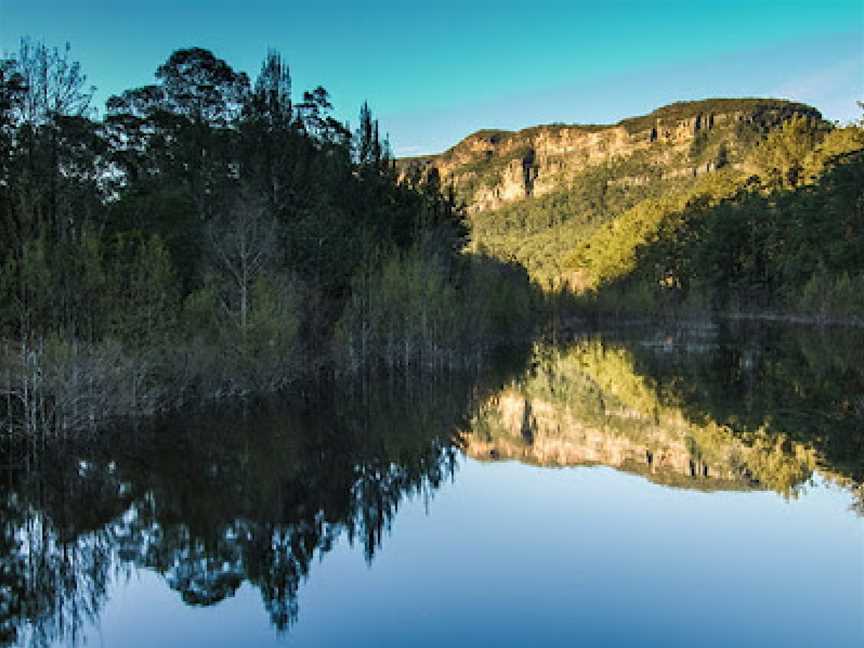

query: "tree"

left=750, top=114, right=818, bottom=187
left=155, top=47, right=249, bottom=126
left=2, top=40, right=101, bottom=249
left=0, top=58, right=26, bottom=265
left=239, top=51, right=300, bottom=219
left=207, top=192, right=277, bottom=334
left=296, top=85, right=349, bottom=144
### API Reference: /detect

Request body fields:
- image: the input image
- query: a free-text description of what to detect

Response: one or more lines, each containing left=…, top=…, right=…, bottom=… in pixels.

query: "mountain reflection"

left=2, top=324, right=862, bottom=645
left=465, top=322, right=864, bottom=502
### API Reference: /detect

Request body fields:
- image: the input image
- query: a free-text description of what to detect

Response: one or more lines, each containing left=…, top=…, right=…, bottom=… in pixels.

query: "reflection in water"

left=466, top=323, right=864, bottom=504
left=1, top=324, right=862, bottom=645
left=0, top=356, right=526, bottom=647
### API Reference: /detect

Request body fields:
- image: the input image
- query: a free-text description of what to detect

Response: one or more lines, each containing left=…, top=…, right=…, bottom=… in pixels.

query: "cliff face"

left=399, top=99, right=822, bottom=214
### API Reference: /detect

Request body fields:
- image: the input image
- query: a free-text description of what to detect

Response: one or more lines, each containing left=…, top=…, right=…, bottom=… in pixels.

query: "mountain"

left=398, top=98, right=822, bottom=214
left=399, top=98, right=863, bottom=321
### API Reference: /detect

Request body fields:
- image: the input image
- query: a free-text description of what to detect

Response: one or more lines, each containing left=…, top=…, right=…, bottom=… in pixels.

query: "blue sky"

left=1, top=0, right=862, bottom=155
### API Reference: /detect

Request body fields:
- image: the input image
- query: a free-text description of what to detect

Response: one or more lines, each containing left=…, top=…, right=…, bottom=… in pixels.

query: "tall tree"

left=207, top=191, right=277, bottom=334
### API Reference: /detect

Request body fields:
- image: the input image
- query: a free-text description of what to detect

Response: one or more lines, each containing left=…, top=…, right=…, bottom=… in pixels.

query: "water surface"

left=4, top=323, right=863, bottom=647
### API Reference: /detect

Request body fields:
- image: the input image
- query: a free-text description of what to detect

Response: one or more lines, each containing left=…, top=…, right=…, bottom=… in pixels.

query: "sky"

left=1, top=0, right=862, bottom=156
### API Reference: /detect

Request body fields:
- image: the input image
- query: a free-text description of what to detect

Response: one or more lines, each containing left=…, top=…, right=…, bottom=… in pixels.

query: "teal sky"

left=1, top=0, right=862, bottom=155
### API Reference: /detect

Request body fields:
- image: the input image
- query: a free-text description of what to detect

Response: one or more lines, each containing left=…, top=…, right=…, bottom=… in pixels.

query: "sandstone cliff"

left=399, top=98, right=822, bottom=214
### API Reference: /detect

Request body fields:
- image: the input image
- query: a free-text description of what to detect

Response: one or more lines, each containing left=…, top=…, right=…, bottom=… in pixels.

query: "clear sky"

left=1, top=0, right=862, bottom=156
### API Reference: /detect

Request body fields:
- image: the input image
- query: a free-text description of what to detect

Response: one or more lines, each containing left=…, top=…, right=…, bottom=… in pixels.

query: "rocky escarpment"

left=399, top=98, right=822, bottom=214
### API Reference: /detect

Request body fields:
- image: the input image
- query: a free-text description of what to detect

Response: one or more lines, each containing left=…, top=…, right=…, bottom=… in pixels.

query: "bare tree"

left=207, top=193, right=277, bottom=333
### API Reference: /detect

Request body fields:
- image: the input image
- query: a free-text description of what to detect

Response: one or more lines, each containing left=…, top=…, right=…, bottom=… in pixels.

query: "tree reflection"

left=628, top=321, right=864, bottom=493
left=0, top=353, right=527, bottom=644
left=0, top=458, right=122, bottom=648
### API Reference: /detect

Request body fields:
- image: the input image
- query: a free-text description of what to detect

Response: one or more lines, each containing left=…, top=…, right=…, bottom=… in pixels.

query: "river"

left=3, top=322, right=862, bottom=647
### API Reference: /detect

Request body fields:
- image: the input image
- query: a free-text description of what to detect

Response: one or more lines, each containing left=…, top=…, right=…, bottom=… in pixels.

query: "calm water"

left=3, top=323, right=863, bottom=647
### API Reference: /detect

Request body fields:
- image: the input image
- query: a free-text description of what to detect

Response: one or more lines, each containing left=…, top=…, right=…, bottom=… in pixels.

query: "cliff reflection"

left=465, top=322, right=864, bottom=504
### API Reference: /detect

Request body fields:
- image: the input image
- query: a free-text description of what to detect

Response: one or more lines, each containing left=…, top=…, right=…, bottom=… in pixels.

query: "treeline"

left=0, top=40, right=537, bottom=438
left=564, top=116, right=864, bottom=319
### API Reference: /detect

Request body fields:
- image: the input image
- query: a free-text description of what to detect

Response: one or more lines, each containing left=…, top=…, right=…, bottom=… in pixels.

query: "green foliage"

left=749, top=114, right=820, bottom=186
left=105, top=233, right=178, bottom=345
left=334, top=246, right=536, bottom=372
left=579, top=129, right=864, bottom=318
left=0, top=41, right=530, bottom=437
left=564, top=169, right=744, bottom=289
left=798, top=270, right=864, bottom=322
left=470, top=150, right=683, bottom=284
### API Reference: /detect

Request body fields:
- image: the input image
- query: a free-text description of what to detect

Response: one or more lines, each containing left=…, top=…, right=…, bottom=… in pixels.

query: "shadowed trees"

left=0, top=40, right=536, bottom=438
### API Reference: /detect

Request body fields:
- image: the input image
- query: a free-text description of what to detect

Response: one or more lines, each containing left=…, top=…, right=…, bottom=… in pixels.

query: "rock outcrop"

left=398, top=98, right=822, bottom=214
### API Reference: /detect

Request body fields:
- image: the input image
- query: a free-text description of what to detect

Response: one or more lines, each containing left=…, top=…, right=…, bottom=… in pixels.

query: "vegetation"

left=567, top=120, right=864, bottom=318
left=471, top=149, right=685, bottom=283
left=457, top=99, right=845, bottom=292
left=0, top=40, right=537, bottom=439
left=616, top=97, right=821, bottom=134
left=1, top=39, right=860, bottom=446
left=455, top=102, right=861, bottom=321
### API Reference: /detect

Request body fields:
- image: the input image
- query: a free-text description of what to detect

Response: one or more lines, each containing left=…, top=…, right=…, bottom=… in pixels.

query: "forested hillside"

left=565, top=119, right=864, bottom=318
left=0, top=41, right=536, bottom=437
left=422, top=99, right=864, bottom=320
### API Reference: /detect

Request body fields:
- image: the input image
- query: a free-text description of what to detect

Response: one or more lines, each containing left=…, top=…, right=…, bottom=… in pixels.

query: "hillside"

left=399, top=98, right=864, bottom=320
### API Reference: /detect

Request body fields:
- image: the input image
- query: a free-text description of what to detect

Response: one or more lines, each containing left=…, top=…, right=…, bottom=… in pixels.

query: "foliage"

left=0, top=41, right=518, bottom=438
left=334, top=245, right=536, bottom=372
left=470, top=150, right=685, bottom=284
left=557, top=121, right=864, bottom=318
left=617, top=98, right=821, bottom=134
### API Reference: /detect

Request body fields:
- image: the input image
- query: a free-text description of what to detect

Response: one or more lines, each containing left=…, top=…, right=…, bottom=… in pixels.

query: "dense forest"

left=0, top=40, right=537, bottom=438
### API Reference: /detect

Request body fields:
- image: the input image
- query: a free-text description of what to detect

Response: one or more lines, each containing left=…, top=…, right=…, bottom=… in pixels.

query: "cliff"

left=398, top=98, right=822, bottom=214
